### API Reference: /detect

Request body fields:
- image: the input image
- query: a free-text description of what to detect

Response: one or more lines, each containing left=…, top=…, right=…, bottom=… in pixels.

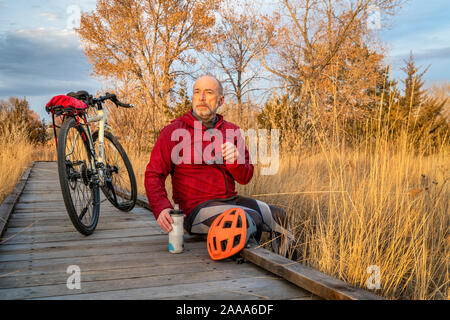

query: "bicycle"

left=46, top=91, right=137, bottom=235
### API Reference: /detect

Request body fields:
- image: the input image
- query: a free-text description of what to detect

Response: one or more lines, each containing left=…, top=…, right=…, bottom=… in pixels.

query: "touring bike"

left=46, top=91, right=137, bottom=235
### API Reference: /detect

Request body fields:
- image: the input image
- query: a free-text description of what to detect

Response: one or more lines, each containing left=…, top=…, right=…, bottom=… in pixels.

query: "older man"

left=144, top=75, right=291, bottom=252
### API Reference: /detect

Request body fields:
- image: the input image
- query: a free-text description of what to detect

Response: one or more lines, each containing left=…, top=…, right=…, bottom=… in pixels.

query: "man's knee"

left=268, top=205, right=287, bottom=226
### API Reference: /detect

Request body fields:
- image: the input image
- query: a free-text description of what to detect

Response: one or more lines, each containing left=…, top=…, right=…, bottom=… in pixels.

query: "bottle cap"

left=170, top=204, right=183, bottom=216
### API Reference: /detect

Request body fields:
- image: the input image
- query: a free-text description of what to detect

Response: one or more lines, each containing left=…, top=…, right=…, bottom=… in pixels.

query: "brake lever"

left=104, top=92, right=133, bottom=108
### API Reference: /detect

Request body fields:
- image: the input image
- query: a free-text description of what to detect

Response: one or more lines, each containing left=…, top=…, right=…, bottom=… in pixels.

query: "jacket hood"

left=171, top=110, right=224, bottom=129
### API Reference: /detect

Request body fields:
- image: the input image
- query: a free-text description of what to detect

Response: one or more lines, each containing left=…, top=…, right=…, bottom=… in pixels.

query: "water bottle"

left=168, top=204, right=184, bottom=253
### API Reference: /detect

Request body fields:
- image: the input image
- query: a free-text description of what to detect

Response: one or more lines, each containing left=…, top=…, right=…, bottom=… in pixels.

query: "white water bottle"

left=168, top=204, right=184, bottom=253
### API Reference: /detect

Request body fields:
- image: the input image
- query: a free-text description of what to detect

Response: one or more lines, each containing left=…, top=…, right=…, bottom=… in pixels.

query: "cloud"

left=388, top=47, right=450, bottom=66
left=0, top=27, right=101, bottom=97
left=414, top=47, right=450, bottom=61
left=40, top=12, right=60, bottom=21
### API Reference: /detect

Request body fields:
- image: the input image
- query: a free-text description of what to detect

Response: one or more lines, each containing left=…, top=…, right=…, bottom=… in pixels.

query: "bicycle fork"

left=85, top=109, right=112, bottom=187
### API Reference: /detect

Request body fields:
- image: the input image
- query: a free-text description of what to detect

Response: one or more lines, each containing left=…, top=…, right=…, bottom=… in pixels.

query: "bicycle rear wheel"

left=57, top=117, right=100, bottom=235
left=93, top=130, right=137, bottom=211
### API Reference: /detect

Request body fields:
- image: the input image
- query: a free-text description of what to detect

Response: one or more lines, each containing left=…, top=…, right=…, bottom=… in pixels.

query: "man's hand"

left=222, top=142, right=238, bottom=163
left=157, top=208, right=174, bottom=233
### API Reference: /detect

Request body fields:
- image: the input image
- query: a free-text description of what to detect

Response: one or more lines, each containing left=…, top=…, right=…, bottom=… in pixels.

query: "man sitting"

left=144, top=75, right=294, bottom=256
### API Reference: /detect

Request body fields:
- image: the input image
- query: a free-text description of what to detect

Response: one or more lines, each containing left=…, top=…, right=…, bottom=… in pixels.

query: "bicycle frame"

left=65, top=108, right=114, bottom=187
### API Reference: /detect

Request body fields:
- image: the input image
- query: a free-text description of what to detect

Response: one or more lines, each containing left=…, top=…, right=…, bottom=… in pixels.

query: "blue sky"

left=0, top=0, right=449, bottom=121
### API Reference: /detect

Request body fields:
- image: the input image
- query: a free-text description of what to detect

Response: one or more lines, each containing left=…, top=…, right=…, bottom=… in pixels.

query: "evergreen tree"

left=392, top=52, right=449, bottom=149
left=397, top=52, right=429, bottom=122
left=164, top=80, right=192, bottom=120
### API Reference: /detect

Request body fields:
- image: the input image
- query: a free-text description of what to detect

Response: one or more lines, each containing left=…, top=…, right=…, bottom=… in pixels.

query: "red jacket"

left=145, top=110, right=254, bottom=219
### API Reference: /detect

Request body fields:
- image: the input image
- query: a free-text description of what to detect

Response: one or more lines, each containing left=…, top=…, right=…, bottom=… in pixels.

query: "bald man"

left=145, top=75, right=292, bottom=255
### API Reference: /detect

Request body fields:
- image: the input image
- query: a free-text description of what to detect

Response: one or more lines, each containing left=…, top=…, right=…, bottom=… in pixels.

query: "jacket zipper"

left=210, top=135, right=228, bottom=196
left=215, top=164, right=228, bottom=196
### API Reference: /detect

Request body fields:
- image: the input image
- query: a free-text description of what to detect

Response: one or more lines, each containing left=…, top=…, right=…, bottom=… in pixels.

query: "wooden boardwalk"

left=0, top=162, right=317, bottom=300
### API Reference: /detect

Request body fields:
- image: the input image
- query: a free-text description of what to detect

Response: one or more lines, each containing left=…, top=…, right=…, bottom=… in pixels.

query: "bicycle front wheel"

left=57, top=117, right=100, bottom=235
left=93, top=131, right=137, bottom=211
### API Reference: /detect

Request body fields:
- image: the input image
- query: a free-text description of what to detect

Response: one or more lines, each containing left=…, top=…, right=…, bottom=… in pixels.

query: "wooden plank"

left=0, top=235, right=207, bottom=263
left=0, top=226, right=164, bottom=245
left=0, top=263, right=278, bottom=299
left=0, top=163, right=33, bottom=237
left=10, top=205, right=150, bottom=215
left=0, top=249, right=212, bottom=279
left=0, top=259, right=249, bottom=289
left=3, top=220, right=157, bottom=235
left=0, top=234, right=172, bottom=253
left=0, top=233, right=204, bottom=255
left=0, top=233, right=193, bottom=253
left=0, top=246, right=210, bottom=274
left=7, top=209, right=150, bottom=220
left=5, top=217, right=153, bottom=229
left=32, top=276, right=307, bottom=300
left=241, top=246, right=384, bottom=300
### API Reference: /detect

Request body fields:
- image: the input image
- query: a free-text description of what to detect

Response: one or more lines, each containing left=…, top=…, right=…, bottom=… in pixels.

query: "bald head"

left=192, top=75, right=224, bottom=122
left=194, top=75, right=223, bottom=97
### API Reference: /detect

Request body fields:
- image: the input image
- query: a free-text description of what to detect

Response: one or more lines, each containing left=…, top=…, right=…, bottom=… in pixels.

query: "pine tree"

left=164, top=80, right=192, bottom=120
left=393, top=52, right=449, bottom=149
left=397, top=52, right=428, bottom=122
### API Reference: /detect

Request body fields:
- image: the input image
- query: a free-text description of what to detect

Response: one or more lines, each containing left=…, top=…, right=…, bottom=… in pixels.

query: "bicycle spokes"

left=58, top=118, right=100, bottom=235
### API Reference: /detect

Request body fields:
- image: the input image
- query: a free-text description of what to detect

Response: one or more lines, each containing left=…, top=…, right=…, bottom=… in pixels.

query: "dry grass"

left=0, top=121, right=34, bottom=204
left=237, top=139, right=449, bottom=300
left=0, top=112, right=56, bottom=205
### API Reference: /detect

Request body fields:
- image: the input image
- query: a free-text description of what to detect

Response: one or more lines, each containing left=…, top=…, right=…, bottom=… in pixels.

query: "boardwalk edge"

left=0, top=162, right=35, bottom=237
left=241, top=246, right=385, bottom=300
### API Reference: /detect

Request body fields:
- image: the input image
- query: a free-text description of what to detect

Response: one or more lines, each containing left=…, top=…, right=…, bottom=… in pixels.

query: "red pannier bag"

left=45, top=95, right=89, bottom=147
left=45, top=95, right=88, bottom=115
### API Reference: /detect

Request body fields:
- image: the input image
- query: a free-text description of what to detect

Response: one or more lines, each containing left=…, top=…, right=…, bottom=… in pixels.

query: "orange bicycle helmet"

left=207, top=207, right=257, bottom=261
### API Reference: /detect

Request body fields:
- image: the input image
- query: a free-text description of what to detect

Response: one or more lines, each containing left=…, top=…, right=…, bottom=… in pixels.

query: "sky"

left=0, top=0, right=449, bottom=122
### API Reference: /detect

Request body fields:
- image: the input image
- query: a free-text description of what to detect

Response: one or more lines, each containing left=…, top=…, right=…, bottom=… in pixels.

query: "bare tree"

left=77, top=0, right=221, bottom=142
left=245, top=0, right=403, bottom=90
left=208, top=5, right=276, bottom=115
left=246, top=0, right=404, bottom=135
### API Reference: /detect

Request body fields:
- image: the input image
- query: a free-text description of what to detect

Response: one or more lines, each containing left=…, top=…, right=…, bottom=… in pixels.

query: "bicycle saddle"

left=67, top=90, right=93, bottom=104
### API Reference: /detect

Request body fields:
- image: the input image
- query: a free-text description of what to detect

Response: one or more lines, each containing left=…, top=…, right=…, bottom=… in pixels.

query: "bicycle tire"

left=92, top=130, right=137, bottom=212
left=57, top=117, right=100, bottom=235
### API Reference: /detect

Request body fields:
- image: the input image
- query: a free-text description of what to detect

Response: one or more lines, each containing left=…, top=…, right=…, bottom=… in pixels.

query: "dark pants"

left=184, top=195, right=287, bottom=241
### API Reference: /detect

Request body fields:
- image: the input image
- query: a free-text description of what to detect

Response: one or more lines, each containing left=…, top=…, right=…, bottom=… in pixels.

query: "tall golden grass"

left=236, top=78, right=448, bottom=299
left=0, top=112, right=56, bottom=204
left=238, top=139, right=448, bottom=299
left=0, top=115, right=34, bottom=204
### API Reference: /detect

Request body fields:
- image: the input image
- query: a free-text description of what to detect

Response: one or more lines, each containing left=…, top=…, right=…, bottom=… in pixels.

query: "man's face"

left=192, top=76, right=224, bottom=121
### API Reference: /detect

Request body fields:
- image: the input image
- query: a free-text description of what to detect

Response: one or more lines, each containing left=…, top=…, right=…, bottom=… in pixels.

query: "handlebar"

left=93, top=92, right=134, bottom=109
